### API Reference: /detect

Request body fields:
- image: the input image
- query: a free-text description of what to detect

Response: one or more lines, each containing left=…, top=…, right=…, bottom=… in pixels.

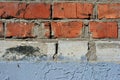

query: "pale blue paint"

left=0, top=62, right=120, bottom=80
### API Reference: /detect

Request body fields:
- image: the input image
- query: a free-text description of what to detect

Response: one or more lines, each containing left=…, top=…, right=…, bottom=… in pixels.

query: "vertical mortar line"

left=84, top=20, right=89, bottom=39
left=86, top=2, right=97, bottom=62
left=92, top=1, right=98, bottom=20
left=51, top=0, right=58, bottom=60
left=49, top=1, right=53, bottom=39
left=90, top=2, right=97, bottom=41
left=49, top=22, right=52, bottom=39
left=95, top=2, right=98, bottom=20
left=86, top=22, right=91, bottom=61
left=3, top=22, right=6, bottom=40
left=117, top=21, right=120, bottom=39
left=82, top=21, right=87, bottom=39
left=84, top=23, right=86, bottom=39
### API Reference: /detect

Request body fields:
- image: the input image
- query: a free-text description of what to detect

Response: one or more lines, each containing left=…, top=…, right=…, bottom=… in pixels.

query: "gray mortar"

left=86, top=41, right=97, bottom=61
left=9, top=0, right=119, bottom=3
left=33, top=22, right=50, bottom=39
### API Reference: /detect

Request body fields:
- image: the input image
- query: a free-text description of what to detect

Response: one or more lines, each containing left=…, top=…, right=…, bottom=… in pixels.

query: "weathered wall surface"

left=0, top=0, right=120, bottom=62
left=0, top=0, right=120, bottom=80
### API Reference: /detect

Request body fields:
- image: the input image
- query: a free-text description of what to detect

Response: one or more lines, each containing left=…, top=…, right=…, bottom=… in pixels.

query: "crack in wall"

left=53, top=42, right=58, bottom=61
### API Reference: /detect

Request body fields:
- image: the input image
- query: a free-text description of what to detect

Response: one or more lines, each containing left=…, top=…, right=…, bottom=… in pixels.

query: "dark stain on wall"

left=5, top=46, right=40, bottom=56
left=1, top=45, right=48, bottom=61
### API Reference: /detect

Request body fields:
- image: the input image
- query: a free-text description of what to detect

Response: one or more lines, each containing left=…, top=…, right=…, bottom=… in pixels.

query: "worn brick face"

left=90, top=22, right=118, bottom=38
left=6, top=22, right=35, bottom=38
left=77, top=3, right=93, bottom=18
left=98, top=3, right=120, bottom=19
left=0, top=22, right=3, bottom=37
left=53, top=2, right=93, bottom=19
left=0, top=2, right=50, bottom=19
left=53, top=2, right=76, bottom=18
left=24, top=3, right=50, bottom=19
left=0, top=2, right=26, bottom=18
left=51, top=21, right=83, bottom=38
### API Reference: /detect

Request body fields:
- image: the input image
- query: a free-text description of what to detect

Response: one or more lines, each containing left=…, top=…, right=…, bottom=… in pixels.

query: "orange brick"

left=24, top=3, right=50, bottom=19
left=77, top=3, right=93, bottom=18
left=53, top=2, right=93, bottom=19
left=53, top=2, right=76, bottom=18
left=51, top=21, right=83, bottom=38
left=98, top=3, right=120, bottom=19
left=0, top=22, right=3, bottom=37
left=0, top=2, right=26, bottom=18
left=6, top=22, right=35, bottom=38
left=90, top=22, right=118, bottom=38
left=0, top=2, right=51, bottom=19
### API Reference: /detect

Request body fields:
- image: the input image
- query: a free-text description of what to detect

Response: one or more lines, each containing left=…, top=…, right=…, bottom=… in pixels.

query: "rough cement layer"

left=0, top=62, right=120, bottom=80
left=1, top=40, right=120, bottom=62
left=58, top=40, right=88, bottom=61
left=95, top=41, right=120, bottom=62
left=0, top=41, right=56, bottom=61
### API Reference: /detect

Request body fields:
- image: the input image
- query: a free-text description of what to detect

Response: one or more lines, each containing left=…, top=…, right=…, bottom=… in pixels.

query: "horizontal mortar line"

left=0, top=1, right=53, bottom=3
left=0, top=60, right=114, bottom=63
left=4, top=1, right=119, bottom=4
left=0, top=38, right=58, bottom=42
left=51, top=19, right=120, bottom=22
left=52, top=1, right=120, bottom=3
left=0, top=19, right=120, bottom=22
left=1, top=38, right=120, bottom=42
left=0, top=1, right=119, bottom=3
left=0, top=19, right=52, bottom=22
left=0, top=61, right=120, bottom=64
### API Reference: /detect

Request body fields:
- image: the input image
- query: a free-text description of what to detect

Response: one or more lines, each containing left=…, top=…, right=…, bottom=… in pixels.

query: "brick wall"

left=0, top=0, right=120, bottom=62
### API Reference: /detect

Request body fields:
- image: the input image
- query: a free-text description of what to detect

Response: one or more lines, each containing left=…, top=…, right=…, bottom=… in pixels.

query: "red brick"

left=51, top=21, right=83, bottom=38
left=24, top=3, right=50, bottom=19
left=0, top=2, right=26, bottom=18
left=53, top=2, right=93, bottom=19
left=6, top=22, right=35, bottom=38
left=77, top=3, right=93, bottom=18
left=53, top=2, right=76, bottom=18
left=0, top=22, right=3, bottom=37
left=98, top=4, right=120, bottom=19
left=89, top=22, right=118, bottom=38
left=0, top=2, right=50, bottom=19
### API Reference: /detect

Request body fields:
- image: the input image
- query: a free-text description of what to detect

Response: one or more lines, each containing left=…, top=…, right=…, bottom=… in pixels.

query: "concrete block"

left=0, top=40, right=56, bottom=61
left=95, top=41, right=120, bottom=62
left=58, top=40, right=88, bottom=61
